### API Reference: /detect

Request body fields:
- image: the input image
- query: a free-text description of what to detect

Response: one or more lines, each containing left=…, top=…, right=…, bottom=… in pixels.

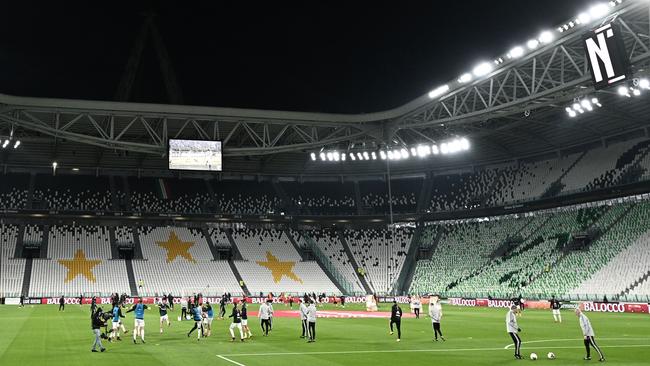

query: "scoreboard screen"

left=168, top=139, right=222, bottom=171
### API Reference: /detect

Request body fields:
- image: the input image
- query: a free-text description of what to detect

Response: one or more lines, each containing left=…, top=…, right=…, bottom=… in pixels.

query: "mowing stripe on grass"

left=218, top=343, right=650, bottom=358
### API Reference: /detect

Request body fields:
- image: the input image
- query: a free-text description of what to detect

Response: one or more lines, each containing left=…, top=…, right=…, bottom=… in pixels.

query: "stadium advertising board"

left=168, top=139, right=222, bottom=171
left=583, top=22, right=629, bottom=90
left=581, top=301, right=649, bottom=314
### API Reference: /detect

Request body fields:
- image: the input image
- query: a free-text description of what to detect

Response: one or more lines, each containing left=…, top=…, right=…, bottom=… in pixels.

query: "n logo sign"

left=583, top=22, right=629, bottom=90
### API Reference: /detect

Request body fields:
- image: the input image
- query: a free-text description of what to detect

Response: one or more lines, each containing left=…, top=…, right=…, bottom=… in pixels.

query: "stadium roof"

left=1, top=0, right=650, bottom=176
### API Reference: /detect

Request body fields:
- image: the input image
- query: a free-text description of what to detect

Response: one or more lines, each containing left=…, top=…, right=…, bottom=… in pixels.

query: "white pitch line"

left=218, top=343, right=650, bottom=358
left=217, top=355, right=247, bottom=366
left=504, top=337, right=650, bottom=349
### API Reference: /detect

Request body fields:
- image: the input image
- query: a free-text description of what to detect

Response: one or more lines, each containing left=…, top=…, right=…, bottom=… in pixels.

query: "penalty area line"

left=218, top=344, right=650, bottom=359
left=217, top=355, right=247, bottom=366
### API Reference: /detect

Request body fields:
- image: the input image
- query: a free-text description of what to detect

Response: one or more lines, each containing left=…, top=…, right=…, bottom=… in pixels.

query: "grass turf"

left=0, top=303, right=648, bottom=365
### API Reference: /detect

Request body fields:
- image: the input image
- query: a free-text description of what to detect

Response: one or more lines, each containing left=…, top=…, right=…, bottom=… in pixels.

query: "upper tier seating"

left=0, top=173, right=29, bottom=210
left=283, top=181, right=357, bottom=215
left=33, top=175, right=112, bottom=211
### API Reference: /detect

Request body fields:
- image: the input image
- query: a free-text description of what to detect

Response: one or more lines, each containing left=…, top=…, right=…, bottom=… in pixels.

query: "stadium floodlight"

left=460, top=138, right=470, bottom=150
left=357, top=152, right=363, bottom=160
left=363, top=151, right=370, bottom=160
left=333, top=151, right=340, bottom=161
left=572, top=103, right=585, bottom=113
left=341, top=153, right=346, bottom=161
left=1, top=139, right=8, bottom=148
left=509, top=46, right=524, bottom=58
left=618, top=85, right=630, bottom=97
left=371, top=152, right=377, bottom=160
left=380, top=150, right=387, bottom=160
left=310, top=152, right=316, bottom=161
left=326, top=152, right=333, bottom=161
left=350, top=153, right=356, bottom=161
left=581, top=99, right=593, bottom=111
left=539, top=27, right=552, bottom=44
left=417, top=144, right=431, bottom=157
left=527, top=39, right=539, bottom=50
left=569, top=21, right=575, bottom=28
left=410, top=147, right=417, bottom=156
left=431, top=144, right=439, bottom=155
left=428, top=84, right=450, bottom=99
left=458, top=73, right=472, bottom=83
left=400, top=149, right=409, bottom=159
left=52, top=162, right=58, bottom=168
left=577, top=13, right=591, bottom=24
left=557, top=27, right=564, bottom=33
left=589, top=3, right=610, bottom=19
left=387, top=150, right=394, bottom=160
left=319, top=152, right=326, bottom=161
left=13, top=140, right=20, bottom=148
left=473, top=62, right=493, bottom=77
left=568, top=109, right=577, bottom=117
left=440, top=143, right=449, bottom=154
left=639, top=79, right=650, bottom=90
left=633, top=88, right=641, bottom=96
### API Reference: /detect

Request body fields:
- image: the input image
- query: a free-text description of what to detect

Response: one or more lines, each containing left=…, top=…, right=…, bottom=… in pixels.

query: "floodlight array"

left=427, top=2, right=624, bottom=103
left=310, top=138, right=470, bottom=162
left=565, top=97, right=602, bottom=117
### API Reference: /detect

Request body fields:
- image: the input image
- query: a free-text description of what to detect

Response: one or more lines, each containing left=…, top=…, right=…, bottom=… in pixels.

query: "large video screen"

left=168, top=139, right=222, bottom=171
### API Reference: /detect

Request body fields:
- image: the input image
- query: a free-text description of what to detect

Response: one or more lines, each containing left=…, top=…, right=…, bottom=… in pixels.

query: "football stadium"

left=1, top=1, right=650, bottom=365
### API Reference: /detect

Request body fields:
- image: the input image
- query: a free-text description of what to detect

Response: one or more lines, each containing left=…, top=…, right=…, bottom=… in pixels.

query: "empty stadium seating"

left=230, top=228, right=340, bottom=295
left=0, top=225, right=25, bottom=297
left=345, top=227, right=412, bottom=294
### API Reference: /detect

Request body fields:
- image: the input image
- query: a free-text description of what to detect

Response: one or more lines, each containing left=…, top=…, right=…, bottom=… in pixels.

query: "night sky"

left=1, top=0, right=592, bottom=114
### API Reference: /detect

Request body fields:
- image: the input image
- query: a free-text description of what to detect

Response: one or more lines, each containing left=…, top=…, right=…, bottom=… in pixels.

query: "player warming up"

left=126, top=298, right=148, bottom=344
left=300, top=297, right=309, bottom=338
left=506, top=305, right=522, bottom=359
left=110, top=304, right=125, bottom=341
left=576, top=308, right=605, bottom=362
left=203, top=301, right=214, bottom=337
left=550, top=296, right=562, bottom=323
left=158, top=298, right=172, bottom=334
left=429, top=295, right=445, bottom=341
left=306, top=299, right=317, bottom=343
left=187, top=303, right=203, bottom=340
left=229, top=302, right=245, bottom=342
left=241, top=301, right=252, bottom=339
left=259, top=300, right=272, bottom=336
left=389, top=300, right=403, bottom=342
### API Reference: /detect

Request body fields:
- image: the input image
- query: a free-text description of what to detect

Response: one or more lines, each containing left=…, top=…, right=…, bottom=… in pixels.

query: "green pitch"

left=0, top=304, right=648, bottom=365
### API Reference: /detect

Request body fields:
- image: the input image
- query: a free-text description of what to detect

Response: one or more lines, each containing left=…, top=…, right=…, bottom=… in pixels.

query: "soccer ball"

left=530, top=353, right=538, bottom=360
left=547, top=352, right=556, bottom=360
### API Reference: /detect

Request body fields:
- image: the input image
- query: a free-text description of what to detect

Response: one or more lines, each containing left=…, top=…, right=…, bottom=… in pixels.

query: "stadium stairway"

left=26, top=173, right=35, bottom=209
left=108, top=176, right=119, bottom=210
left=542, top=151, right=587, bottom=198
left=227, top=260, right=250, bottom=296
left=393, top=224, right=423, bottom=294
left=225, top=229, right=243, bottom=260
left=284, top=229, right=307, bottom=260
left=271, top=180, right=294, bottom=214
left=416, top=174, right=433, bottom=213
left=39, top=225, right=50, bottom=259
left=125, top=259, right=139, bottom=296
left=108, top=226, right=120, bottom=259
left=13, top=224, right=25, bottom=258
left=201, top=227, right=221, bottom=261
left=481, top=169, right=507, bottom=207
left=20, top=258, right=32, bottom=297
left=354, top=181, right=363, bottom=215
left=299, top=232, right=357, bottom=295
left=338, top=229, right=372, bottom=294
left=621, top=270, right=650, bottom=297
left=131, top=225, right=144, bottom=259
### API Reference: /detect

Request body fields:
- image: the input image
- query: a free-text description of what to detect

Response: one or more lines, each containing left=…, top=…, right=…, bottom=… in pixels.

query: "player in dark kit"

left=219, top=295, right=227, bottom=319
left=229, top=303, right=245, bottom=342
left=550, top=296, right=562, bottom=323
left=389, top=301, right=403, bottom=342
left=59, top=295, right=65, bottom=311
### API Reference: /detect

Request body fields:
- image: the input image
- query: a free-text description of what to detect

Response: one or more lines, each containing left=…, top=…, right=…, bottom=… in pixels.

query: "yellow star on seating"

left=58, top=249, right=102, bottom=283
left=256, top=251, right=303, bottom=284
left=156, top=231, right=196, bottom=263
